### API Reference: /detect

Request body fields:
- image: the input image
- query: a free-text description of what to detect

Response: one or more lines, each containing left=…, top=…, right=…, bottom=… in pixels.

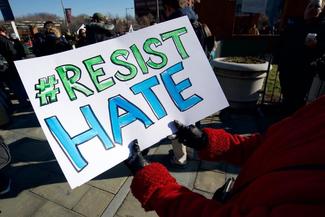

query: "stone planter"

left=211, top=57, right=269, bottom=108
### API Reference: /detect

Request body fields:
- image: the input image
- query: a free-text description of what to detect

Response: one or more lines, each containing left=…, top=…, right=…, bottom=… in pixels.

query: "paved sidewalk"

left=0, top=106, right=274, bottom=217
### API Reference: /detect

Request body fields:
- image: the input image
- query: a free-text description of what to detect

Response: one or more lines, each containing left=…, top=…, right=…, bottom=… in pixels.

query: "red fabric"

left=131, top=96, right=325, bottom=217
left=131, top=163, right=177, bottom=210
left=199, top=129, right=262, bottom=165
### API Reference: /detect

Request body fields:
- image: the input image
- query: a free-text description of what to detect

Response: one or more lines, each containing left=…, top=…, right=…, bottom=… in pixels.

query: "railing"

left=214, top=35, right=283, bottom=106
left=261, top=63, right=282, bottom=105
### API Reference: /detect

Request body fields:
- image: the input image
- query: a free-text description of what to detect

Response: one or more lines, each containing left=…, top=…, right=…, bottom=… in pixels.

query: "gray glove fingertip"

left=132, top=140, right=140, bottom=153
left=174, top=120, right=184, bottom=129
left=167, top=134, right=177, bottom=140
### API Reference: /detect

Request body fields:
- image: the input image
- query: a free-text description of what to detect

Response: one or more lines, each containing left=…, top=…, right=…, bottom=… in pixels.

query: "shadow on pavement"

left=219, top=106, right=285, bottom=134
left=4, top=111, right=40, bottom=130
left=0, top=105, right=284, bottom=199
left=145, top=141, right=240, bottom=175
left=146, top=151, right=240, bottom=175
left=1, top=137, right=130, bottom=199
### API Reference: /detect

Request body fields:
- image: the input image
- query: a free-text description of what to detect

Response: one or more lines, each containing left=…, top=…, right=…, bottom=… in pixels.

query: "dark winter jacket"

left=86, top=22, right=116, bottom=44
left=0, top=35, right=17, bottom=66
left=0, top=35, right=19, bottom=79
left=42, top=33, right=72, bottom=56
left=278, top=15, right=325, bottom=74
left=167, top=7, right=198, bottom=22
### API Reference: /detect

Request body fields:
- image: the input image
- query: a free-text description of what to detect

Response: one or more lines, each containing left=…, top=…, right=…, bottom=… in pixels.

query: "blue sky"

left=7, top=0, right=135, bottom=18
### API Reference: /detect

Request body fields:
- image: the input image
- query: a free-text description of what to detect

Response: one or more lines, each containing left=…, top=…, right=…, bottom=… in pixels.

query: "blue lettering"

left=109, top=95, right=154, bottom=144
left=130, top=76, right=167, bottom=120
left=45, top=105, right=114, bottom=172
left=160, top=62, right=203, bottom=112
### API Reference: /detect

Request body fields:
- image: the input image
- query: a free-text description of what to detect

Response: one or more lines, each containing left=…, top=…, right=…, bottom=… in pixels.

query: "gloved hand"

left=173, top=120, right=208, bottom=150
left=125, top=140, right=150, bottom=175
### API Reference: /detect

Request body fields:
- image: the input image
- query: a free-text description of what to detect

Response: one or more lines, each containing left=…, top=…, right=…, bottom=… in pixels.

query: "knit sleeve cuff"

left=131, top=163, right=177, bottom=210
left=199, top=128, right=231, bottom=161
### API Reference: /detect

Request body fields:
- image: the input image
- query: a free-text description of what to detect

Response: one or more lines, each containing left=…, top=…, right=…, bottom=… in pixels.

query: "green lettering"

left=56, top=64, right=94, bottom=101
left=111, top=49, right=138, bottom=81
left=83, top=55, right=115, bottom=92
left=143, top=38, right=168, bottom=69
left=160, top=27, right=189, bottom=60
left=130, top=44, right=148, bottom=74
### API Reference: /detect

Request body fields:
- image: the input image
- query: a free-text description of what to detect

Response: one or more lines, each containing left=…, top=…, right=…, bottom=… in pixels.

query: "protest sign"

left=15, top=17, right=228, bottom=188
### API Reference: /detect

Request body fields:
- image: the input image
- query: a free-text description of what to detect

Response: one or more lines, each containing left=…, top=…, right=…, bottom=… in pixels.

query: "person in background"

left=163, top=0, right=213, bottom=56
left=9, top=33, right=27, bottom=60
left=76, top=28, right=87, bottom=48
left=0, top=25, right=30, bottom=108
left=248, top=24, right=260, bottom=35
left=42, top=21, right=72, bottom=55
left=278, top=0, right=325, bottom=115
left=126, top=94, right=325, bottom=217
left=86, top=12, right=116, bottom=44
left=0, top=136, right=11, bottom=195
left=63, top=31, right=76, bottom=49
left=162, top=0, right=193, bottom=168
left=201, top=23, right=216, bottom=60
left=29, top=25, right=45, bottom=57
left=258, top=15, right=272, bottom=35
left=163, top=0, right=211, bottom=167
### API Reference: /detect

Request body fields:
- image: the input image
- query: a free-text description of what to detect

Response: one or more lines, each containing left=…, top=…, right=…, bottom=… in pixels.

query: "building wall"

left=134, top=0, right=236, bottom=40
left=134, top=0, right=163, bottom=19
left=134, top=0, right=310, bottom=37
left=196, top=0, right=236, bottom=40
left=134, top=0, right=199, bottom=20
left=281, top=0, right=309, bottom=28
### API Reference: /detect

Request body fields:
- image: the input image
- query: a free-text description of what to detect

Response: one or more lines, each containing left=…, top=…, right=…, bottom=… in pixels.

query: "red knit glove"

left=131, top=163, right=177, bottom=210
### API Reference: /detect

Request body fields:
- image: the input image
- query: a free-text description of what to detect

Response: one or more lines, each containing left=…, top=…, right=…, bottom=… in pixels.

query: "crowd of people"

left=0, top=11, right=120, bottom=195
left=0, top=11, right=119, bottom=113
left=29, top=12, right=117, bottom=57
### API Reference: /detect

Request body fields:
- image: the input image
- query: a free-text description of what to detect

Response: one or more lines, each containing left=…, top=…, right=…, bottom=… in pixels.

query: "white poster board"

left=15, top=17, right=228, bottom=189
left=242, top=0, right=267, bottom=14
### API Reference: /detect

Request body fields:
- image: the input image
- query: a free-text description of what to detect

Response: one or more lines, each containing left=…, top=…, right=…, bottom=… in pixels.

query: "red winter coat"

left=131, top=95, right=325, bottom=217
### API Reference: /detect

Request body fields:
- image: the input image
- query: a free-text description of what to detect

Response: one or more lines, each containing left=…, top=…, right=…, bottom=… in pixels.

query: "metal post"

left=156, top=0, right=160, bottom=22
left=261, top=55, right=273, bottom=105
left=10, top=21, right=20, bottom=40
left=60, top=0, right=66, bottom=22
left=60, top=0, right=70, bottom=33
left=125, top=7, right=134, bottom=18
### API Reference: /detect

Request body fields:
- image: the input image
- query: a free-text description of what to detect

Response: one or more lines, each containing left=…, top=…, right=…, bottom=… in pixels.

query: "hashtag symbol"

left=35, top=75, right=60, bottom=106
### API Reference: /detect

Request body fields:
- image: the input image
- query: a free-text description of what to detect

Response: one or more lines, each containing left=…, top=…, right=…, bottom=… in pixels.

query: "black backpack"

left=192, top=21, right=214, bottom=57
left=192, top=21, right=207, bottom=49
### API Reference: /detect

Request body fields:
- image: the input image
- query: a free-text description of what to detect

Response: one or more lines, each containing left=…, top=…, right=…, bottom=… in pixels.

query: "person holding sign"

left=14, top=16, right=228, bottom=188
left=127, top=95, right=325, bottom=217
left=86, top=12, right=116, bottom=44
